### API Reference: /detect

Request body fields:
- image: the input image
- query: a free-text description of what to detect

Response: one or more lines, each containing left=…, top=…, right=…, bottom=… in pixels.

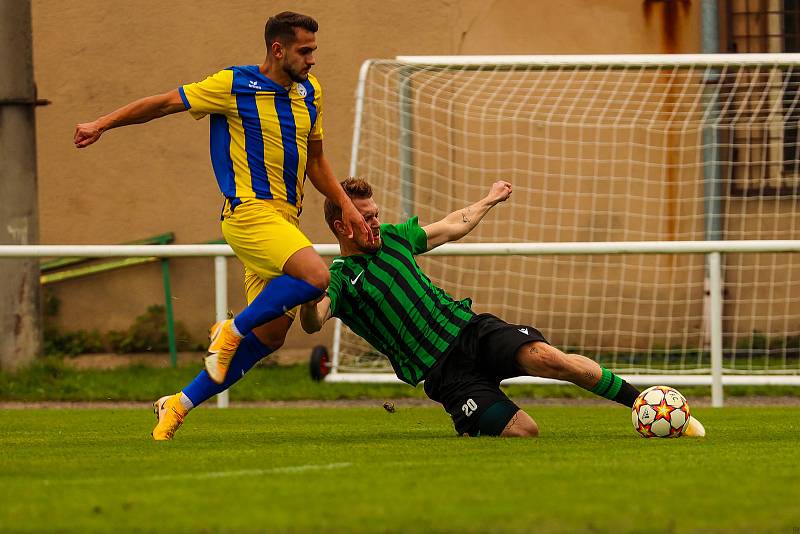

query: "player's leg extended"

left=188, top=319, right=290, bottom=407
left=204, top=249, right=325, bottom=383
left=152, top=318, right=289, bottom=440
left=232, top=247, right=328, bottom=335
left=154, top=264, right=293, bottom=441
left=516, top=343, right=706, bottom=436
left=206, top=201, right=325, bottom=383
left=516, top=342, right=640, bottom=407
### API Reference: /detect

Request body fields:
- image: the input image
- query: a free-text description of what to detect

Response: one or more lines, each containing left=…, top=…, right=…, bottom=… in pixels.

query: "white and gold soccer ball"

left=631, top=386, right=691, bottom=438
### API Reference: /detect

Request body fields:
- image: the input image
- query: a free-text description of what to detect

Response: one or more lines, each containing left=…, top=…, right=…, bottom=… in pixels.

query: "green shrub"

left=43, top=327, right=105, bottom=357
left=106, top=305, right=201, bottom=353
left=43, top=303, right=202, bottom=356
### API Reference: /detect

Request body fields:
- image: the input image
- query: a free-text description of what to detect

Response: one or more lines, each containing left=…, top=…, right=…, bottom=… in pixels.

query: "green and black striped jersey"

left=327, top=217, right=475, bottom=386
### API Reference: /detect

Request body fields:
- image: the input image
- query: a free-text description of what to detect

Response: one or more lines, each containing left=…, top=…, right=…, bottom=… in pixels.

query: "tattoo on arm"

left=461, top=208, right=471, bottom=223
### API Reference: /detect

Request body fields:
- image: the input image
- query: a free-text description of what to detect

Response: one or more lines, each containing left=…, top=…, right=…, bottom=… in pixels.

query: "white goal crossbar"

left=394, top=53, right=800, bottom=67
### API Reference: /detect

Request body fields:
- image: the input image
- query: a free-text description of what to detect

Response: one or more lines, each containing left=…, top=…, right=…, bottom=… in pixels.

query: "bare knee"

left=517, top=342, right=569, bottom=380
left=297, top=261, right=330, bottom=291
left=283, top=248, right=330, bottom=291
left=500, top=410, right=539, bottom=438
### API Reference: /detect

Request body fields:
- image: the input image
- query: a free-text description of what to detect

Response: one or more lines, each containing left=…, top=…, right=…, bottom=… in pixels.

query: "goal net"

left=330, top=54, right=800, bottom=388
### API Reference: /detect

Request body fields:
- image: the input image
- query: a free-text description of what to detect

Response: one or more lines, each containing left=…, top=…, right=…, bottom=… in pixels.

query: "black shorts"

left=423, top=313, right=548, bottom=436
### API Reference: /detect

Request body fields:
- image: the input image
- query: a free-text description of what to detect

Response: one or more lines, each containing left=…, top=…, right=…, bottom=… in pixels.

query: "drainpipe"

left=701, top=0, right=725, bottom=407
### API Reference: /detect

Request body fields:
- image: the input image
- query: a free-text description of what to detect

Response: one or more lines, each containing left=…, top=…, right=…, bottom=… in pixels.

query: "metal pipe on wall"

left=701, top=1, right=725, bottom=392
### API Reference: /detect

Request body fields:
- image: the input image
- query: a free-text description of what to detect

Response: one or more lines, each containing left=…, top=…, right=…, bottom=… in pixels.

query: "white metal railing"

left=3, top=240, right=800, bottom=407
left=4, top=239, right=800, bottom=258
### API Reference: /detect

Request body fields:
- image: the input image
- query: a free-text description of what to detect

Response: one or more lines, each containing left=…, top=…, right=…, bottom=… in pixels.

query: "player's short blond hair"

left=324, top=178, right=373, bottom=235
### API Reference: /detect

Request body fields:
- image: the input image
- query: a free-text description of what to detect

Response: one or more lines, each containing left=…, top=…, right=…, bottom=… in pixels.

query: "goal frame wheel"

left=309, top=345, right=330, bottom=381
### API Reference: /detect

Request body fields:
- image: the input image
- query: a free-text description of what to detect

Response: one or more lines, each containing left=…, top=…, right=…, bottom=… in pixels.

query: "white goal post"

left=329, top=54, right=800, bottom=405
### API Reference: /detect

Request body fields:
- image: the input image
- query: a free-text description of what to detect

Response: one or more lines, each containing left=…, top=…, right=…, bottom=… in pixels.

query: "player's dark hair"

left=325, top=178, right=373, bottom=234
left=264, top=12, right=318, bottom=47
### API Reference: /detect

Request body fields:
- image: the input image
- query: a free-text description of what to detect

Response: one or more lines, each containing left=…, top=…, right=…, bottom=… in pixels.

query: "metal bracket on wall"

left=0, top=98, right=51, bottom=106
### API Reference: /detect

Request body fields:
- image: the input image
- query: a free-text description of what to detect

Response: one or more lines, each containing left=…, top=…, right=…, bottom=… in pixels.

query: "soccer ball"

left=631, top=386, right=691, bottom=438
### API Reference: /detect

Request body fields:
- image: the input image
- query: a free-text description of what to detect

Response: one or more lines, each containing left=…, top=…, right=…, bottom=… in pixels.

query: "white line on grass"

left=150, top=462, right=353, bottom=481
left=41, top=462, right=352, bottom=486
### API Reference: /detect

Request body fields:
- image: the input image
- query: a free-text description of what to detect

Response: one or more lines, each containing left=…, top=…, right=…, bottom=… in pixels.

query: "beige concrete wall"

left=31, top=0, right=702, bottom=354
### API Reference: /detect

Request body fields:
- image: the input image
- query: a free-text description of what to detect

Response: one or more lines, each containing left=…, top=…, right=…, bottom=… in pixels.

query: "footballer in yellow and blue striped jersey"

left=178, top=66, right=324, bottom=214
left=75, top=12, right=374, bottom=438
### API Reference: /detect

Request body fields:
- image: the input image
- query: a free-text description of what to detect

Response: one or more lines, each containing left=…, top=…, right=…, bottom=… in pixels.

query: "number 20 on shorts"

left=462, top=398, right=478, bottom=417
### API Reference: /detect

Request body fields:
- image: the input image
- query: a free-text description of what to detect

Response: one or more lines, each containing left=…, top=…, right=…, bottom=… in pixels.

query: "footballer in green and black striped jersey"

left=327, top=217, right=475, bottom=386
left=300, top=179, right=691, bottom=438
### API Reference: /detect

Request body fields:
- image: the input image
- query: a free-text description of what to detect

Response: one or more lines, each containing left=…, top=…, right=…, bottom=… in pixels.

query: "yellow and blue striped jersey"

left=179, top=66, right=323, bottom=211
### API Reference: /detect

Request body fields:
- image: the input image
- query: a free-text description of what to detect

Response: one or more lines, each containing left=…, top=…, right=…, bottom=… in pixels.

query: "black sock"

left=613, top=381, right=640, bottom=407
left=589, top=367, right=640, bottom=407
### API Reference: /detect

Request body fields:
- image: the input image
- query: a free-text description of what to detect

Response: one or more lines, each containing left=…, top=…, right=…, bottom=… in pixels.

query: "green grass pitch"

left=1, top=404, right=798, bottom=533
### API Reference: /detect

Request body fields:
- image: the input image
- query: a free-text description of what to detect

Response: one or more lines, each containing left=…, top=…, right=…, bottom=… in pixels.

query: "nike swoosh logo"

left=350, top=271, right=364, bottom=285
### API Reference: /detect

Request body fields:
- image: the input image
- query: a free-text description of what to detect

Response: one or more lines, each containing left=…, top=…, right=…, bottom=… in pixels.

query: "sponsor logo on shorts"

left=518, top=327, right=529, bottom=335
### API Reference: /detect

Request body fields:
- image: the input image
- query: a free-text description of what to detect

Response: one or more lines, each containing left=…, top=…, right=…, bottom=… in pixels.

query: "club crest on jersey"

left=296, top=84, right=308, bottom=97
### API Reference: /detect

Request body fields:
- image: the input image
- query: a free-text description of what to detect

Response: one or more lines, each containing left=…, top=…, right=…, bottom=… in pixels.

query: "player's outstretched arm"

left=74, top=89, right=187, bottom=148
left=422, top=180, right=512, bottom=251
left=299, top=295, right=332, bottom=334
left=306, top=140, right=373, bottom=244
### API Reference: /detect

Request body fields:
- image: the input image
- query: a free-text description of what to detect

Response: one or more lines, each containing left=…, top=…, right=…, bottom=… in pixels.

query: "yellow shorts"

left=221, top=199, right=312, bottom=317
